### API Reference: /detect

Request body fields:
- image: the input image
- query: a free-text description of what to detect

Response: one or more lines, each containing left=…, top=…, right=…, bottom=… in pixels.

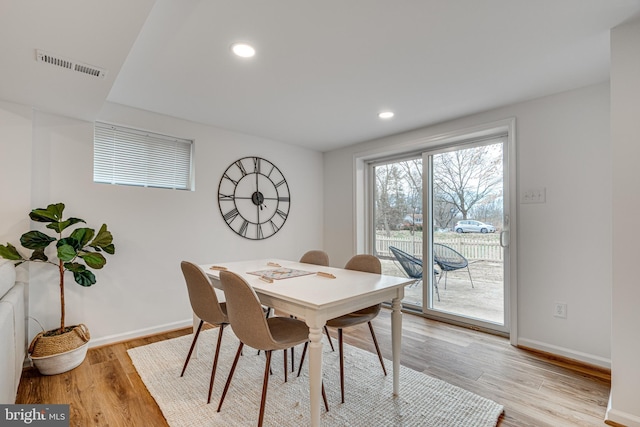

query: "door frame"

left=354, top=118, right=517, bottom=342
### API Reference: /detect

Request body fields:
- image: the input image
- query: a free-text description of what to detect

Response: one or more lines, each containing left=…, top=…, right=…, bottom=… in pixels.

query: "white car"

left=454, top=220, right=495, bottom=233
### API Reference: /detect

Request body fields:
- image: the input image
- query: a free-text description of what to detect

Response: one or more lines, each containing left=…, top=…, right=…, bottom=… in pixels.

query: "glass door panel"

left=425, top=140, right=506, bottom=329
left=372, top=137, right=508, bottom=332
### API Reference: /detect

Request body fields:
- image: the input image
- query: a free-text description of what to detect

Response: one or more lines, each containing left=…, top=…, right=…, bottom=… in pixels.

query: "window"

left=93, top=122, right=193, bottom=190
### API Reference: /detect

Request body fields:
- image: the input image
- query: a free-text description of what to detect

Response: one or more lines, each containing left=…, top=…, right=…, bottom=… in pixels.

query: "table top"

left=201, top=258, right=414, bottom=313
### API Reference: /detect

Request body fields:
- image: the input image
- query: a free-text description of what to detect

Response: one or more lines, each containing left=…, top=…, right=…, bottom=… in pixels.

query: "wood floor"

left=16, top=310, right=611, bottom=427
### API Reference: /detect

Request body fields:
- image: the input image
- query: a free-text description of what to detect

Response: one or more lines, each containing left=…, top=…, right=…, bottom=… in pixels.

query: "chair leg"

left=367, top=322, right=387, bottom=376
left=324, top=326, right=335, bottom=351
left=217, top=342, right=244, bottom=413
left=284, top=348, right=288, bottom=383
left=296, top=341, right=308, bottom=377
left=467, top=267, right=474, bottom=288
left=180, top=319, right=204, bottom=377
left=338, top=328, right=345, bottom=404
left=322, top=382, right=329, bottom=412
left=291, top=346, right=295, bottom=372
left=258, top=350, right=273, bottom=427
left=207, top=324, right=225, bottom=404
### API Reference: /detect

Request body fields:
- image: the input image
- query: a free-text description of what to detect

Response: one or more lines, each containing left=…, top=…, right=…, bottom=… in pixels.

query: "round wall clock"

left=217, top=156, right=291, bottom=240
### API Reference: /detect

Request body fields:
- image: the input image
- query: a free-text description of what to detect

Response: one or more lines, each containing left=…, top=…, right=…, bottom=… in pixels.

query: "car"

left=454, top=220, right=495, bottom=233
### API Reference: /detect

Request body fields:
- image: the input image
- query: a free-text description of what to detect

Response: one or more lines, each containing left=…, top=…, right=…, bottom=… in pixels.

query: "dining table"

left=200, top=258, right=414, bottom=427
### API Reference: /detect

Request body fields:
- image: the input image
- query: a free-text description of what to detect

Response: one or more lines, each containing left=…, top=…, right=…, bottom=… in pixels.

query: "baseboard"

left=516, top=338, right=611, bottom=370
left=87, top=319, right=193, bottom=349
left=606, top=393, right=640, bottom=427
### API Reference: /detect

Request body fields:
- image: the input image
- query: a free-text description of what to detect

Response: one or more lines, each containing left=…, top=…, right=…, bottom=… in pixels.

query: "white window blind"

left=94, top=122, right=193, bottom=190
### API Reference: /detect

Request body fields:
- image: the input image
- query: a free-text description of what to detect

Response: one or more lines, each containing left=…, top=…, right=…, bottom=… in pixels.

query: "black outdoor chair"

left=389, top=246, right=440, bottom=301
left=433, top=243, right=474, bottom=289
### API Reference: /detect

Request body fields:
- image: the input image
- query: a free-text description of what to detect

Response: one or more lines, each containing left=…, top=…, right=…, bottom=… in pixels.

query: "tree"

left=374, top=164, right=407, bottom=235
left=433, top=143, right=502, bottom=221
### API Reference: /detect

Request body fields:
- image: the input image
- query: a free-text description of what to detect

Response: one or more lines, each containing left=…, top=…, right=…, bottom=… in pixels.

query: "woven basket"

left=29, top=324, right=90, bottom=358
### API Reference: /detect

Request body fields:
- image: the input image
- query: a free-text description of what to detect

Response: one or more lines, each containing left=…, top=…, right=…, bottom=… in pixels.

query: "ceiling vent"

left=36, top=49, right=107, bottom=79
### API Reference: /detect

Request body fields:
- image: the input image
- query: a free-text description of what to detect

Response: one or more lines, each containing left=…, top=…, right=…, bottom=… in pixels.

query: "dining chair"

left=298, top=254, right=387, bottom=404
left=299, top=249, right=330, bottom=266
left=179, top=261, right=229, bottom=404
left=217, top=270, right=328, bottom=426
left=299, top=250, right=335, bottom=352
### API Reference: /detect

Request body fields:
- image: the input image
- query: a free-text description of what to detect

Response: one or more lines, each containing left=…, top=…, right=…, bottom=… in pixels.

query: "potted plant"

left=0, top=202, right=115, bottom=375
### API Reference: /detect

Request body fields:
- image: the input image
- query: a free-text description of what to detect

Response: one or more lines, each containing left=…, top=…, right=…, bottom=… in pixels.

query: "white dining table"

left=201, top=258, right=414, bottom=427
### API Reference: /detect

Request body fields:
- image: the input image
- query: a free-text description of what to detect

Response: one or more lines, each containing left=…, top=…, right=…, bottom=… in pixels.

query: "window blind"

left=94, top=122, right=193, bottom=190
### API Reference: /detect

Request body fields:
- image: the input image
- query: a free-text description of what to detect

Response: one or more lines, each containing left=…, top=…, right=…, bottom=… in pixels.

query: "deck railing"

left=375, top=234, right=503, bottom=261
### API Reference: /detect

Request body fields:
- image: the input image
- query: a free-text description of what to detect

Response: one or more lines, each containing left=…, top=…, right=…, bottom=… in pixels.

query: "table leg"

left=307, top=324, right=324, bottom=427
left=391, top=296, right=402, bottom=395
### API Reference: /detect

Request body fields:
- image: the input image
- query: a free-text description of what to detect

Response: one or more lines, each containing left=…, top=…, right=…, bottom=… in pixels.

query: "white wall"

left=0, top=102, right=32, bottom=249
left=2, top=101, right=324, bottom=346
left=608, top=17, right=640, bottom=427
left=324, top=82, right=612, bottom=368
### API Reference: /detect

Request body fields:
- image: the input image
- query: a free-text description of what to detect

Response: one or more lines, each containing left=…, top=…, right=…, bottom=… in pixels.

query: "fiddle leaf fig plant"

left=0, top=203, right=115, bottom=333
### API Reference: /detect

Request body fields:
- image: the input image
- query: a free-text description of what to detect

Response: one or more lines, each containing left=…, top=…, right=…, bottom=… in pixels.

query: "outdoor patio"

left=380, top=258, right=504, bottom=325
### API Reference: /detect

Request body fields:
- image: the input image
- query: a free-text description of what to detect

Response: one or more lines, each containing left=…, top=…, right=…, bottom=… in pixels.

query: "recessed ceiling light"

left=378, top=111, right=395, bottom=119
left=231, top=43, right=256, bottom=58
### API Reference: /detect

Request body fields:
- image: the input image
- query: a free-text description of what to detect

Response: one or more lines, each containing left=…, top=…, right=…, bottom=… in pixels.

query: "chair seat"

left=266, top=317, right=309, bottom=350
left=326, top=305, right=379, bottom=328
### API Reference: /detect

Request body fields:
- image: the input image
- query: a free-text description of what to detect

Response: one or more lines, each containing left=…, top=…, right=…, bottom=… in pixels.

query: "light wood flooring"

left=16, top=310, right=611, bottom=426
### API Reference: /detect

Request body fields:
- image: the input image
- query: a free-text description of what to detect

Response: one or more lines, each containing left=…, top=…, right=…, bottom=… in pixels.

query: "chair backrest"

left=433, top=243, right=468, bottom=271
left=344, top=254, right=381, bottom=274
left=219, top=270, right=275, bottom=350
left=181, top=261, right=227, bottom=325
left=299, top=250, right=329, bottom=266
left=389, top=246, right=423, bottom=280
left=344, top=254, right=382, bottom=315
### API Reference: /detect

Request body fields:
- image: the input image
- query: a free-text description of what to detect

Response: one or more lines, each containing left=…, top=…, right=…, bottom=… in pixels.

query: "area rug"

left=127, top=328, right=503, bottom=426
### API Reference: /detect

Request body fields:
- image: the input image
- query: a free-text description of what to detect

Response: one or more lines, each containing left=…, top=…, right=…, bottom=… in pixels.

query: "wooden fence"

left=375, top=234, right=503, bottom=262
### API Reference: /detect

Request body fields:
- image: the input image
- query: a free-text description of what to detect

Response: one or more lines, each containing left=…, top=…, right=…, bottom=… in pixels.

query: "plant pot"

left=29, top=324, right=90, bottom=375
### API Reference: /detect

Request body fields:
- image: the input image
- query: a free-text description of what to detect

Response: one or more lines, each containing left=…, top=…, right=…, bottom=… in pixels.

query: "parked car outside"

left=454, top=220, right=496, bottom=233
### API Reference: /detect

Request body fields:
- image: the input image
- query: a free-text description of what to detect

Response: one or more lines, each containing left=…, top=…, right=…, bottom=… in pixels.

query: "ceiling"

left=1, top=1, right=639, bottom=152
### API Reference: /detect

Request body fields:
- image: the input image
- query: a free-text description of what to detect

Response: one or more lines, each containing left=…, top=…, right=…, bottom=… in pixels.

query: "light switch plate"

left=521, top=187, right=546, bottom=204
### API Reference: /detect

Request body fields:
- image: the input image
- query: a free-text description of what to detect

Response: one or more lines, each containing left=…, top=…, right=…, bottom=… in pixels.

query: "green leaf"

left=74, top=270, right=96, bottom=287
left=64, top=263, right=96, bottom=286
left=47, top=217, right=85, bottom=233
left=80, top=252, right=106, bottom=269
left=57, top=244, right=77, bottom=261
left=63, top=262, right=84, bottom=273
left=57, top=237, right=81, bottom=251
left=29, top=203, right=65, bottom=223
left=20, top=231, right=56, bottom=250
left=69, top=227, right=94, bottom=248
left=29, top=248, right=48, bottom=262
left=0, top=243, right=23, bottom=261
left=90, top=224, right=114, bottom=253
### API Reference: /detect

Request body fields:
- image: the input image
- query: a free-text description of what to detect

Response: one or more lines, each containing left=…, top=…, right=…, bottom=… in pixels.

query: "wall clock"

left=218, top=156, right=290, bottom=240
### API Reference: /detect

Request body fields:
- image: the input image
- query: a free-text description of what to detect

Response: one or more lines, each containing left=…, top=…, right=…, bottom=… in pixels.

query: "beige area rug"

left=128, top=328, right=503, bottom=426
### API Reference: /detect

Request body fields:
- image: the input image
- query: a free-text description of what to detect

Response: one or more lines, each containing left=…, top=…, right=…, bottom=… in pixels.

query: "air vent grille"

left=36, top=49, right=107, bottom=79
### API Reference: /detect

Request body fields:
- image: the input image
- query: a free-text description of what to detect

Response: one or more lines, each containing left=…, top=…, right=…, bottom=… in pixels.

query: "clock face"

left=218, top=157, right=290, bottom=240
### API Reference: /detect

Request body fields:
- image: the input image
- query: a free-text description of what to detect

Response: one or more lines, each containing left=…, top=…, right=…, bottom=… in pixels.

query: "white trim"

left=606, top=394, right=640, bottom=427
left=517, top=337, right=611, bottom=369
left=87, top=319, right=193, bottom=348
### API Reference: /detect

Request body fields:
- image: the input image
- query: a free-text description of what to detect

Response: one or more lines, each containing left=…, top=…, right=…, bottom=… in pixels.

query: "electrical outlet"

left=554, top=302, right=567, bottom=319
left=521, top=187, right=546, bottom=204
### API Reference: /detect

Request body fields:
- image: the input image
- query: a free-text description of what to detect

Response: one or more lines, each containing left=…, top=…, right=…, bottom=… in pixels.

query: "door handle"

left=500, top=230, right=509, bottom=248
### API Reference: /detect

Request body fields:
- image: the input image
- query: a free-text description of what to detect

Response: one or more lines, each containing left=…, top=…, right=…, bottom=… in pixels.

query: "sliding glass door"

left=372, top=135, right=510, bottom=333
